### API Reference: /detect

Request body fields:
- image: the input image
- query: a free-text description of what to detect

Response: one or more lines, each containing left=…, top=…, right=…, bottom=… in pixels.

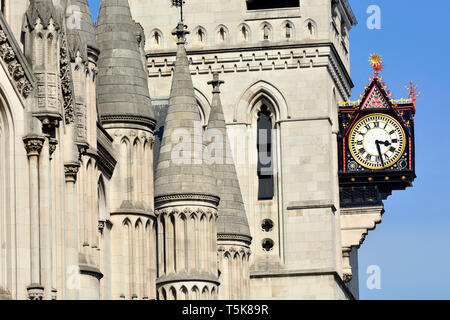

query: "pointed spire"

left=207, top=72, right=251, bottom=241
left=96, top=0, right=155, bottom=129
left=154, top=23, right=218, bottom=201
left=67, top=0, right=97, bottom=61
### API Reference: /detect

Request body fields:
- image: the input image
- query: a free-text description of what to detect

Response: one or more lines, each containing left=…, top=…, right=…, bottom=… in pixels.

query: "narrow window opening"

left=263, top=24, right=270, bottom=40
left=257, top=105, right=274, bottom=200
left=285, top=23, right=292, bottom=39
left=198, top=29, right=204, bottom=42
left=308, top=22, right=314, bottom=37
left=241, top=26, right=248, bottom=40
left=153, top=31, right=160, bottom=45
left=219, top=28, right=226, bottom=41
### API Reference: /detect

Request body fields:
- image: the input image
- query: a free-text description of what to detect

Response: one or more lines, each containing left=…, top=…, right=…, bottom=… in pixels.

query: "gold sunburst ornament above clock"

left=349, top=113, right=406, bottom=170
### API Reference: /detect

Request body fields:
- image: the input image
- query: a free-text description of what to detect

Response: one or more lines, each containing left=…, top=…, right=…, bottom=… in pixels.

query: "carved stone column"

left=64, top=162, right=80, bottom=300
left=39, top=136, right=52, bottom=299
left=23, top=135, right=45, bottom=300
left=48, top=137, right=58, bottom=300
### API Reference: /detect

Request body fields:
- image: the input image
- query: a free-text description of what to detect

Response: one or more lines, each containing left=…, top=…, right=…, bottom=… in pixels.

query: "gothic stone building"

left=0, top=0, right=413, bottom=300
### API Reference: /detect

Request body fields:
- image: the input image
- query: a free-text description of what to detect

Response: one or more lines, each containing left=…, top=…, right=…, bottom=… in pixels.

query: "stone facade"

left=0, top=0, right=384, bottom=300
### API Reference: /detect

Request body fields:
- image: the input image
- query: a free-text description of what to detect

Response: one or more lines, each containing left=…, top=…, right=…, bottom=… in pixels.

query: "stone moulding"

left=155, top=207, right=217, bottom=220
left=217, top=233, right=253, bottom=245
left=147, top=42, right=353, bottom=99
left=286, top=200, right=337, bottom=212
left=79, top=264, right=104, bottom=280
left=100, top=114, right=157, bottom=131
left=340, top=205, right=384, bottom=248
left=110, top=209, right=155, bottom=218
left=156, top=272, right=220, bottom=286
left=154, top=193, right=220, bottom=208
left=0, top=14, right=35, bottom=100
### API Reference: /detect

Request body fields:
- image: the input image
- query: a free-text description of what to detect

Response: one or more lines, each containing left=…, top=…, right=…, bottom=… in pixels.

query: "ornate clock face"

left=349, top=113, right=406, bottom=170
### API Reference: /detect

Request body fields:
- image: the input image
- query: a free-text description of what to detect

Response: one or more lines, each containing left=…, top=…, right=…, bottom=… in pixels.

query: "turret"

left=64, top=0, right=104, bottom=300
left=206, top=72, right=252, bottom=300
left=153, top=22, right=220, bottom=300
left=97, top=0, right=157, bottom=300
left=23, top=0, right=62, bottom=122
left=96, top=0, right=155, bottom=129
left=21, top=0, right=64, bottom=301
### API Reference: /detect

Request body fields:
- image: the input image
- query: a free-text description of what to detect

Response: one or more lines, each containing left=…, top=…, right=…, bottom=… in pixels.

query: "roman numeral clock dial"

left=349, top=113, right=406, bottom=170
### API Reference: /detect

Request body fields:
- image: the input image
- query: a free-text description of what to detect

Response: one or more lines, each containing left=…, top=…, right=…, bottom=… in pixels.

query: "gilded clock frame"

left=348, top=113, right=406, bottom=170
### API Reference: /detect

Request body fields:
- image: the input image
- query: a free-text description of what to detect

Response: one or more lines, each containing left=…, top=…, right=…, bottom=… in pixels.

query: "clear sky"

left=87, top=0, right=450, bottom=299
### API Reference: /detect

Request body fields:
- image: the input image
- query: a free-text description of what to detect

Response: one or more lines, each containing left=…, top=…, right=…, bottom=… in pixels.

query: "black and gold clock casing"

left=338, top=77, right=416, bottom=208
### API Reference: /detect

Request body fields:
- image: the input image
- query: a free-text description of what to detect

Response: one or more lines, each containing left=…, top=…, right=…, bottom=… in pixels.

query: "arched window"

left=219, top=27, right=226, bottom=41
left=180, top=286, right=188, bottom=300
left=263, top=24, right=270, bottom=40
left=197, top=29, right=204, bottom=42
left=169, top=287, right=177, bottom=300
left=151, top=30, right=163, bottom=46
left=257, top=105, right=274, bottom=200
left=241, top=26, right=248, bottom=40
left=285, top=23, right=292, bottom=39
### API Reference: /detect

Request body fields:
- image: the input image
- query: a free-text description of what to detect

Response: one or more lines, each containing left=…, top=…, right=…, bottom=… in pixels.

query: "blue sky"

left=87, top=0, right=450, bottom=299
left=349, top=0, right=450, bottom=300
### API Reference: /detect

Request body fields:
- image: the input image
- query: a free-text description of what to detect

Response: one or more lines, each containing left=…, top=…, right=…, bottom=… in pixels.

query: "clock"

left=348, top=113, right=406, bottom=170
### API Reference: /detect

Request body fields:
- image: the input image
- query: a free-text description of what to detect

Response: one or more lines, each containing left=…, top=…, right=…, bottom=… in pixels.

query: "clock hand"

left=375, top=140, right=385, bottom=167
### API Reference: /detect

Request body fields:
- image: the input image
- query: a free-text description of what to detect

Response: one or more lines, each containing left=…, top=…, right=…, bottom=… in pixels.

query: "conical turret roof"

left=154, top=23, right=218, bottom=202
left=25, top=0, right=61, bottom=30
left=207, top=73, right=251, bottom=240
left=67, top=0, right=97, bottom=61
left=96, top=0, right=155, bottom=129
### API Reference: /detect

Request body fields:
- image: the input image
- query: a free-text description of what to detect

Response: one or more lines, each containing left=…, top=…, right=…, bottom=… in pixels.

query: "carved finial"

left=172, top=21, right=189, bottom=44
left=369, top=54, right=384, bottom=79
left=405, top=81, right=420, bottom=108
left=207, top=72, right=224, bottom=94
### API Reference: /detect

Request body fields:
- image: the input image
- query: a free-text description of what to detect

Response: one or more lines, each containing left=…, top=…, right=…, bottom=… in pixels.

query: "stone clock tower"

left=0, top=0, right=416, bottom=300
left=128, top=0, right=359, bottom=299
